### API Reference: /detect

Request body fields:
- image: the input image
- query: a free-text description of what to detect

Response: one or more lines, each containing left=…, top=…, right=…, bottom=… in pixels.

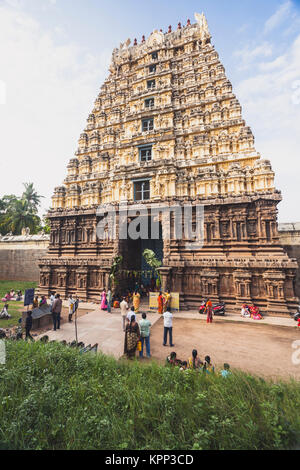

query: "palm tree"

left=0, top=196, right=17, bottom=235
left=5, top=199, right=40, bottom=235
left=22, top=183, right=44, bottom=213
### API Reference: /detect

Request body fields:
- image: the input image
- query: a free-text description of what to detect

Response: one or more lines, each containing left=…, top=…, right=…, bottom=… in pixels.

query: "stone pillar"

left=39, top=267, right=52, bottom=297
left=233, top=270, right=252, bottom=309
left=263, top=271, right=289, bottom=315
left=158, top=267, right=172, bottom=292
left=76, top=267, right=89, bottom=302
left=56, top=267, right=68, bottom=299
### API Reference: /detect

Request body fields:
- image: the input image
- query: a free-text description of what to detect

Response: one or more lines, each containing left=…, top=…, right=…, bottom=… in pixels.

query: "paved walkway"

left=38, top=306, right=161, bottom=359
left=38, top=301, right=297, bottom=359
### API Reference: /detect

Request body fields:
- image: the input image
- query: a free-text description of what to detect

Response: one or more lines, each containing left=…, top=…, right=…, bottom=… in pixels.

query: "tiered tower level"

left=40, top=13, right=299, bottom=314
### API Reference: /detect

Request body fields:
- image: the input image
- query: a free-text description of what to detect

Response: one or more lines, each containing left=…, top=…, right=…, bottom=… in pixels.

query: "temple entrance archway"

left=118, top=216, right=163, bottom=294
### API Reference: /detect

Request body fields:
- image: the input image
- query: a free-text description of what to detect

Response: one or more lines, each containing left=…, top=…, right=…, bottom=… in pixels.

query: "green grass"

left=0, top=280, right=37, bottom=299
left=0, top=281, right=37, bottom=328
left=0, top=341, right=300, bottom=450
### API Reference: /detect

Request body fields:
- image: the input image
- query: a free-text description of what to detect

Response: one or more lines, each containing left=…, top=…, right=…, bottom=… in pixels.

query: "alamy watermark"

left=292, top=80, right=300, bottom=105
left=0, top=80, right=7, bottom=105
left=0, top=340, right=6, bottom=365
left=291, top=340, right=300, bottom=366
left=96, top=202, right=205, bottom=250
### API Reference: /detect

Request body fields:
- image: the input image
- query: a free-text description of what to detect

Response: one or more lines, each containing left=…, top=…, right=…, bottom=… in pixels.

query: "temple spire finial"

left=194, top=12, right=210, bottom=41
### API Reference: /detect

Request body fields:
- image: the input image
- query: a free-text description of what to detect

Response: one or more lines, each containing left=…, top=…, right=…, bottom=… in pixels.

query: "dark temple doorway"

left=119, top=216, right=163, bottom=295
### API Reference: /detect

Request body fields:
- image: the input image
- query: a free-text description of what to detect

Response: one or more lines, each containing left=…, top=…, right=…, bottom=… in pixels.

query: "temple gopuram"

left=39, top=13, right=299, bottom=315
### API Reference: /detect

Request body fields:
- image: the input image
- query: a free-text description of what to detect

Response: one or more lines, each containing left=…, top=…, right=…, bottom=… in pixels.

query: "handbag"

left=137, top=341, right=142, bottom=352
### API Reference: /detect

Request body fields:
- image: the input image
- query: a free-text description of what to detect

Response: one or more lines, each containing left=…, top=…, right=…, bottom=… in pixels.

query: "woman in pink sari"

left=101, top=289, right=107, bottom=311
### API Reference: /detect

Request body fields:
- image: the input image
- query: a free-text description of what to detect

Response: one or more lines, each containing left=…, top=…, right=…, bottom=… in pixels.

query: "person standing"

left=163, top=289, right=171, bottom=313
left=52, top=294, right=62, bottom=331
left=139, top=313, right=151, bottom=358
left=100, top=289, right=107, bottom=311
left=33, top=296, right=39, bottom=309
left=132, top=290, right=141, bottom=314
left=157, top=291, right=165, bottom=315
left=120, top=296, right=129, bottom=332
left=127, top=307, right=136, bottom=324
left=25, top=311, right=34, bottom=341
left=163, top=308, right=174, bottom=347
left=124, top=316, right=140, bottom=359
left=205, top=298, right=213, bottom=324
left=107, top=289, right=112, bottom=313
left=68, top=295, right=75, bottom=322
left=73, top=296, right=80, bottom=315
left=49, top=292, right=55, bottom=313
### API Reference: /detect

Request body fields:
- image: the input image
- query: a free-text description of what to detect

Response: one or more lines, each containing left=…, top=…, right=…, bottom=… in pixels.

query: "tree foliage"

left=109, top=255, right=123, bottom=289
left=0, top=183, right=47, bottom=236
left=142, top=248, right=162, bottom=287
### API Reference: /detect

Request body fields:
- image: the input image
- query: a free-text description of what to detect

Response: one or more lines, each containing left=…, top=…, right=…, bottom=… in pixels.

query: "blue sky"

left=0, top=0, right=299, bottom=222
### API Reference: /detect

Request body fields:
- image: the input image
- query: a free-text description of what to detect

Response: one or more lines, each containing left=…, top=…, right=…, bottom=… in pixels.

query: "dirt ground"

left=148, top=317, right=300, bottom=380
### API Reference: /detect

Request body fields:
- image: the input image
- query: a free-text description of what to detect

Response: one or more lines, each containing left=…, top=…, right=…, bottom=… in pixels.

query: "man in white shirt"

left=127, top=307, right=136, bottom=323
left=163, top=308, right=174, bottom=347
left=49, top=292, right=56, bottom=313
left=68, top=295, right=75, bottom=322
left=120, top=297, right=129, bottom=331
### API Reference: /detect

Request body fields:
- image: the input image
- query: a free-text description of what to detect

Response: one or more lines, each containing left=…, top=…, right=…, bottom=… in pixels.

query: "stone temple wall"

left=279, top=223, right=300, bottom=298
left=0, top=234, right=49, bottom=282
left=0, top=226, right=298, bottom=296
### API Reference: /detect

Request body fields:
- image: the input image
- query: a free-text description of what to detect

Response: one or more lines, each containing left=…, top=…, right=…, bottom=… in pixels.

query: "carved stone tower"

left=39, top=13, right=298, bottom=314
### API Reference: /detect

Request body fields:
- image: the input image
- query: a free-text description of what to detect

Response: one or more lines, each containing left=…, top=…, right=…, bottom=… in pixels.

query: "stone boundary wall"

left=279, top=223, right=300, bottom=298
left=0, top=234, right=49, bottom=282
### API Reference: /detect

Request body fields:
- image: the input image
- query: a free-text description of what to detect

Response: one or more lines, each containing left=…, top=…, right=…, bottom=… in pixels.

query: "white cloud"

left=234, top=42, right=274, bottom=70
left=0, top=3, right=111, bottom=216
left=264, top=1, right=292, bottom=34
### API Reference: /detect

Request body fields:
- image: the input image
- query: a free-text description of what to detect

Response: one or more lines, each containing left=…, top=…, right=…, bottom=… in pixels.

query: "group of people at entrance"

left=100, top=287, right=172, bottom=316
left=121, top=297, right=175, bottom=360
left=123, top=309, right=152, bottom=360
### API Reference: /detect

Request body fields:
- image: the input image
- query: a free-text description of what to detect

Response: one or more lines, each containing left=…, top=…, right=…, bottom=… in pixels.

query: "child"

left=180, top=361, right=188, bottom=371
left=16, top=291, right=22, bottom=302
left=0, top=304, right=11, bottom=319
left=25, top=311, right=34, bottom=341
left=204, top=355, right=215, bottom=374
left=221, top=363, right=232, bottom=378
left=166, top=352, right=182, bottom=367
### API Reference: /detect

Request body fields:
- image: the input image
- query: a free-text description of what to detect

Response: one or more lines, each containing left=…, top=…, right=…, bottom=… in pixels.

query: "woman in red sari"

left=157, top=292, right=165, bottom=315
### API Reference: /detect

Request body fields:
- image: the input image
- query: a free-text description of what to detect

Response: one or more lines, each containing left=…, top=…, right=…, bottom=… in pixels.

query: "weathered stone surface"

left=279, top=223, right=300, bottom=299
left=0, top=235, right=49, bottom=282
